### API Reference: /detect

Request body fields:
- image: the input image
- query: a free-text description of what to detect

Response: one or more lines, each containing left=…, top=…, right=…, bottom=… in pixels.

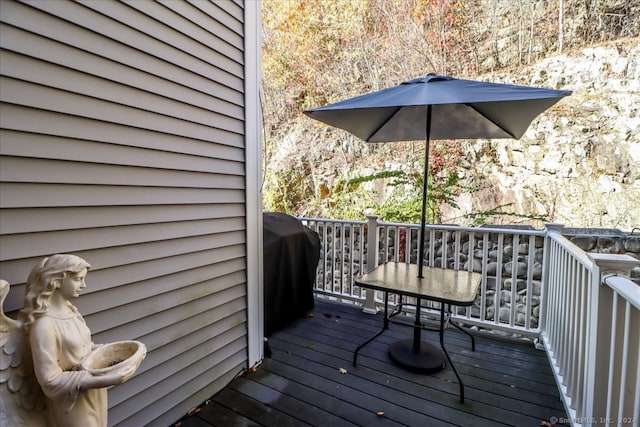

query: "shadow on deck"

left=176, top=298, right=568, bottom=426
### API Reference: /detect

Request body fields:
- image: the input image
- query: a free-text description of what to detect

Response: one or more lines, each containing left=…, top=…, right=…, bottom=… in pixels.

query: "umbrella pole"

left=418, top=105, right=432, bottom=279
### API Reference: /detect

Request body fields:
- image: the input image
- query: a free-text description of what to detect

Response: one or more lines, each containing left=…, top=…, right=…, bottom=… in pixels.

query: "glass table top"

left=355, top=262, right=482, bottom=306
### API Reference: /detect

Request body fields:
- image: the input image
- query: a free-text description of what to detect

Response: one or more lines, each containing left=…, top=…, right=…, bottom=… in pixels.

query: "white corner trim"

left=244, top=0, right=264, bottom=368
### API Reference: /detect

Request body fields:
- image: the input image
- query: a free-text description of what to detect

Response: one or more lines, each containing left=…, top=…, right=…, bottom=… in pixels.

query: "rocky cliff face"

left=267, top=38, right=639, bottom=231
left=443, top=38, right=639, bottom=231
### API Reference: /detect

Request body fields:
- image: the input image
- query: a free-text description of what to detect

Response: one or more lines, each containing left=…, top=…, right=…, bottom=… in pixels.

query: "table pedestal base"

left=389, top=339, right=446, bottom=373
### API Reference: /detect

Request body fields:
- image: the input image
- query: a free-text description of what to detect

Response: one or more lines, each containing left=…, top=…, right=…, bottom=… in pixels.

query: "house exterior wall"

left=0, top=1, right=262, bottom=426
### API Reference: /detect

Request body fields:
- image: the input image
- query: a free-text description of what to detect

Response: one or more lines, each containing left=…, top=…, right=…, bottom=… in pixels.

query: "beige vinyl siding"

left=0, top=1, right=254, bottom=426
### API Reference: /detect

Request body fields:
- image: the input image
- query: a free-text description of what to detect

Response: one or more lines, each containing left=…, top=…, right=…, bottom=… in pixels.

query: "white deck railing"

left=541, top=230, right=640, bottom=427
left=302, top=215, right=547, bottom=337
left=300, top=216, right=640, bottom=426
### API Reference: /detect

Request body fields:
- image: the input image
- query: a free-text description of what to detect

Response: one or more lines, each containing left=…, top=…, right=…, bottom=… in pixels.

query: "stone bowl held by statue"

left=81, top=340, right=146, bottom=376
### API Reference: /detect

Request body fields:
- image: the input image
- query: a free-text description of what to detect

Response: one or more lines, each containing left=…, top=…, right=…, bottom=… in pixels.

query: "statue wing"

left=0, top=280, right=47, bottom=426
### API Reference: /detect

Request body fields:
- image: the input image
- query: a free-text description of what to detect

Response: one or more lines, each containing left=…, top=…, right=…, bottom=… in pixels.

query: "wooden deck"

left=176, top=298, right=568, bottom=426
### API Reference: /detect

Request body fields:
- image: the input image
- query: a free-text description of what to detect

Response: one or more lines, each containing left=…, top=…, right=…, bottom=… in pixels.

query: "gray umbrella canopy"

left=304, top=74, right=571, bottom=142
left=304, top=73, right=571, bottom=277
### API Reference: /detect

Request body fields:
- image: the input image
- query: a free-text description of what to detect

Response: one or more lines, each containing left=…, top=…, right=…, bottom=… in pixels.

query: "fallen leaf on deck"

left=339, top=368, right=348, bottom=374
left=307, top=344, right=315, bottom=349
left=187, top=407, right=201, bottom=416
left=376, top=411, right=385, bottom=417
left=306, top=312, right=314, bottom=318
left=540, top=421, right=553, bottom=427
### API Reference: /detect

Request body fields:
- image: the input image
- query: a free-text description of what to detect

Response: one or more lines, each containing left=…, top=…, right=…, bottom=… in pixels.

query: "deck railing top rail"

left=604, top=273, right=640, bottom=310
left=547, top=228, right=595, bottom=268
left=303, top=216, right=547, bottom=236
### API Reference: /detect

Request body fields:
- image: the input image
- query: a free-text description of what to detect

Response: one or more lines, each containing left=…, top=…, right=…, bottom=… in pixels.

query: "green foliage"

left=265, top=140, right=470, bottom=223
left=309, top=175, right=381, bottom=220
left=378, top=185, right=423, bottom=223
left=464, top=203, right=550, bottom=226
left=263, top=166, right=314, bottom=216
left=348, top=170, right=418, bottom=188
left=345, top=167, right=462, bottom=223
left=329, top=179, right=375, bottom=220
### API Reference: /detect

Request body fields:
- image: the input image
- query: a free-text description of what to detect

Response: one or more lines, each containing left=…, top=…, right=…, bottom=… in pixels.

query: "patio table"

left=353, top=262, right=482, bottom=403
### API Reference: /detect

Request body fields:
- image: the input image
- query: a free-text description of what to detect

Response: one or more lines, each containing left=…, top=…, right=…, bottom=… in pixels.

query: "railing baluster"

left=494, top=233, right=504, bottom=327
left=453, top=230, right=461, bottom=270
left=547, top=239, right=558, bottom=354
left=566, top=256, right=577, bottom=398
left=339, top=223, right=345, bottom=296
left=403, top=226, right=410, bottom=264
left=560, top=248, right=570, bottom=381
left=606, top=293, right=619, bottom=424
left=393, top=225, right=400, bottom=263
left=358, top=223, right=365, bottom=297
left=525, top=235, right=535, bottom=330
left=634, top=330, right=640, bottom=426
left=346, top=223, right=352, bottom=297
left=428, top=228, right=435, bottom=266
left=441, top=229, right=448, bottom=269
left=478, top=233, right=489, bottom=322
left=510, top=234, right=519, bottom=328
left=617, top=299, right=631, bottom=426
left=321, top=222, right=328, bottom=293
left=574, top=262, right=587, bottom=417
left=362, top=216, right=379, bottom=313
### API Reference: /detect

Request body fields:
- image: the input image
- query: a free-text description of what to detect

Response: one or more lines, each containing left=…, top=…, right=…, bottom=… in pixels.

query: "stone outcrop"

left=443, top=39, right=640, bottom=230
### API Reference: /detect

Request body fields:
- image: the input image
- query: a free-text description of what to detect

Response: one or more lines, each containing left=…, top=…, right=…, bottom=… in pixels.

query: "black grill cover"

left=263, top=212, right=320, bottom=336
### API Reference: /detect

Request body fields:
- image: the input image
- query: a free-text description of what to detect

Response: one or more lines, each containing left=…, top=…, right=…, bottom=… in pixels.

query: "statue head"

left=21, top=254, right=91, bottom=333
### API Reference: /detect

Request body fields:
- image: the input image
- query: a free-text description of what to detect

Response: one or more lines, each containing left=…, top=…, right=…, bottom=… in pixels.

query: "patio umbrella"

left=304, top=73, right=571, bottom=278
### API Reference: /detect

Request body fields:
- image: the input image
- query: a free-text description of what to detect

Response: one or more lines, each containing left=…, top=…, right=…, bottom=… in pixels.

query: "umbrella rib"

left=365, top=107, right=404, bottom=141
left=466, top=103, right=517, bottom=138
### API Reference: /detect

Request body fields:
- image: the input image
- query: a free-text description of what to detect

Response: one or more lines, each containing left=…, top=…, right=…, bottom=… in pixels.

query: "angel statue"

left=1, top=254, right=146, bottom=427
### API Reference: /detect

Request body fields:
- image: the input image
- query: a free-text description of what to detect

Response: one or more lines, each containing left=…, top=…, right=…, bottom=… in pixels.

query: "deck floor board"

left=176, top=299, right=568, bottom=427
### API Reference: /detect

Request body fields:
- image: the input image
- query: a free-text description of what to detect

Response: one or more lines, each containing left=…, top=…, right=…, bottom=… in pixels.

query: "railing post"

left=362, top=215, right=380, bottom=314
left=583, top=253, right=639, bottom=424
